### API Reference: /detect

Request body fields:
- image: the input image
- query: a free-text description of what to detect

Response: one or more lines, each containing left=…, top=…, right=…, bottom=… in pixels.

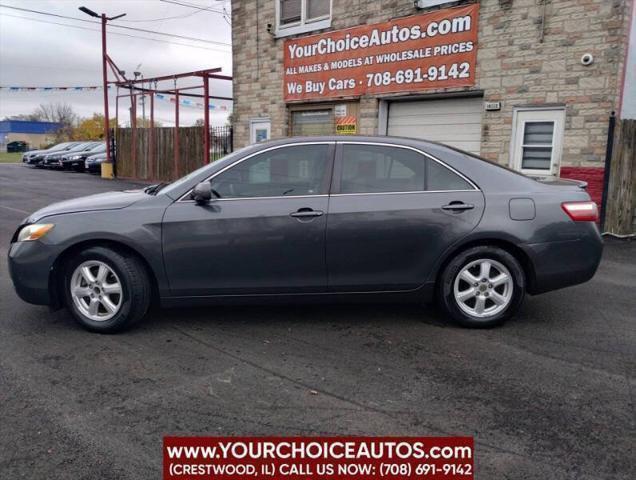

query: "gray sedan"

left=8, top=136, right=602, bottom=332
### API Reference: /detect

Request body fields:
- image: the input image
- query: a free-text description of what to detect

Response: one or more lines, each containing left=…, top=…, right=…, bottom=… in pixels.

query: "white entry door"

left=510, top=108, right=565, bottom=177
left=250, top=118, right=271, bottom=144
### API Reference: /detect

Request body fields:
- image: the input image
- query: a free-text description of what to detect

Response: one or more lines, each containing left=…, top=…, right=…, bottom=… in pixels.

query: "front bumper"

left=8, top=240, right=59, bottom=306
left=63, top=159, right=85, bottom=169
left=43, top=159, right=63, bottom=168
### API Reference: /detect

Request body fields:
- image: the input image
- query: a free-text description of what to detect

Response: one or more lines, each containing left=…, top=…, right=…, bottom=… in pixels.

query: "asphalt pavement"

left=0, top=163, right=634, bottom=479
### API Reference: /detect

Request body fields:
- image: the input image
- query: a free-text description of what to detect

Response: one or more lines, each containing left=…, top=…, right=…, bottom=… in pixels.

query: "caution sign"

left=336, top=115, right=357, bottom=135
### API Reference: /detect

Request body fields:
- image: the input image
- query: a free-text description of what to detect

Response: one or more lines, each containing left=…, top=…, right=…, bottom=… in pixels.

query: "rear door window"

left=339, top=144, right=474, bottom=193
left=339, top=144, right=425, bottom=194
left=427, top=159, right=473, bottom=191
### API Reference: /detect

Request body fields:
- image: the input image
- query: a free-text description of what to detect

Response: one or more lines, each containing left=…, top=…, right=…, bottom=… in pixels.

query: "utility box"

left=101, top=162, right=114, bottom=179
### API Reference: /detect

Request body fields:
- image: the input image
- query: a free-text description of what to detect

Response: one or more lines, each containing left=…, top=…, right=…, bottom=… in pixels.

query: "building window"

left=291, top=109, right=334, bottom=136
left=289, top=103, right=359, bottom=137
left=510, top=108, right=565, bottom=177
left=250, top=118, right=271, bottom=144
left=276, top=0, right=331, bottom=37
left=279, top=0, right=301, bottom=25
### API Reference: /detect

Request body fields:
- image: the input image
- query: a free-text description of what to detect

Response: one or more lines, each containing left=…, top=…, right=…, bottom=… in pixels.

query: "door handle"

left=290, top=208, right=324, bottom=218
left=442, top=202, right=475, bottom=211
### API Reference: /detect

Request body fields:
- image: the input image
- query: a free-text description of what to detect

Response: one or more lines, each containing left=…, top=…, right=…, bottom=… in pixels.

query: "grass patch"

left=0, top=152, right=22, bottom=163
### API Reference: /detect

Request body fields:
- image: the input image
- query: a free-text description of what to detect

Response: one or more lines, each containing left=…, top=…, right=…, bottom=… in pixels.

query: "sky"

left=0, top=0, right=233, bottom=126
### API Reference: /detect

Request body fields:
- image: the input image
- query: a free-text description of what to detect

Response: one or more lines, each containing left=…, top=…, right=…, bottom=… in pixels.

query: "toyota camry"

left=9, top=136, right=603, bottom=332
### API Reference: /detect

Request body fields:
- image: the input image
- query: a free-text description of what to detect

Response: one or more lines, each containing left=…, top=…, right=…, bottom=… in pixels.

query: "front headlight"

left=17, top=224, right=55, bottom=242
left=71, top=155, right=81, bottom=160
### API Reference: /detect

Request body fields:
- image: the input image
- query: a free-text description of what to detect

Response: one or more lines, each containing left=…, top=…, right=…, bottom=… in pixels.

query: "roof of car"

left=261, top=135, right=434, bottom=145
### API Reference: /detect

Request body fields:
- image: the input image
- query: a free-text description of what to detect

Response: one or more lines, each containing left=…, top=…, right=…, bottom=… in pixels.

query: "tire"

left=63, top=246, right=151, bottom=333
left=437, top=246, right=525, bottom=328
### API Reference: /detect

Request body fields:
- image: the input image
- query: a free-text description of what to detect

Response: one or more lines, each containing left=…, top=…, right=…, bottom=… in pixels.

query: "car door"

left=326, top=142, right=484, bottom=292
left=162, top=142, right=334, bottom=297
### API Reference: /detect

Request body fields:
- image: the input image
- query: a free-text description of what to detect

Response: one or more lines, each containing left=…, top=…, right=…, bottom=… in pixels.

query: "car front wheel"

left=63, top=246, right=151, bottom=333
left=438, top=246, right=525, bottom=328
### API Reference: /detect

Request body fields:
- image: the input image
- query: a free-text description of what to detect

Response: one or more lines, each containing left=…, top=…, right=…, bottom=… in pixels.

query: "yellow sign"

left=336, top=115, right=357, bottom=135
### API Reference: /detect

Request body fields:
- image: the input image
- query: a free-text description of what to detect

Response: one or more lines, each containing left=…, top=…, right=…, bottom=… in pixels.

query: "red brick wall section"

left=560, top=167, right=605, bottom=207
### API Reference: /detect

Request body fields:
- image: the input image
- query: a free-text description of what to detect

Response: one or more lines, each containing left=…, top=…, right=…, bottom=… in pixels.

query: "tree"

left=73, top=114, right=108, bottom=140
left=31, top=102, right=78, bottom=141
left=32, top=102, right=77, bottom=124
left=2, top=113, right=41, bottom=121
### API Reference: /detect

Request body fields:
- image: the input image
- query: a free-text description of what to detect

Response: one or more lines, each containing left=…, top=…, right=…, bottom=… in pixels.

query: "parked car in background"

left=41, top=142, right=99, bottom=169
left=27, top=142, right=81, bottom=166
left=63, top=142, right=106, bottom=171
left=23, top=143, right=71, bottom=165
left=23, top=149, right=46, bottom=163
left=84, top=150, right=108, bottom=174
left=7, top=141, right=28, bottom=152
left=8, top=136, right=603, bottom=333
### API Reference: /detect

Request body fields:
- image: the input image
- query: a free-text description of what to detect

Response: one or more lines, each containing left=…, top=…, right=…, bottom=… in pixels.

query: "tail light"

left=561, top=201, right=598, bottom=222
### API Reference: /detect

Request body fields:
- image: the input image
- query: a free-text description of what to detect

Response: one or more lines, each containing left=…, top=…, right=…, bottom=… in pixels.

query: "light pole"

left=78, top=6, right=126, bottom=167
left=133, top=70, right=145, bottom=126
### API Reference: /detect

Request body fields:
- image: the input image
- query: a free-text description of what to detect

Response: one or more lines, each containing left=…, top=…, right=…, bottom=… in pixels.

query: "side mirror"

left=192, top=182, right=212, bottom=204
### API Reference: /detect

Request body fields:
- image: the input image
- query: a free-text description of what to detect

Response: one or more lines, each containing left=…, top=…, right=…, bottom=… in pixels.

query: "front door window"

left=210, top=144, right=330, bottom=198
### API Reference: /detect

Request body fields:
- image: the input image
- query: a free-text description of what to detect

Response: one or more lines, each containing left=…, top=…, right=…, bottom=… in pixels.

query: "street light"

left=78, top=6, right=126, bottom=168
left=133, top=70, right=145, bottom=127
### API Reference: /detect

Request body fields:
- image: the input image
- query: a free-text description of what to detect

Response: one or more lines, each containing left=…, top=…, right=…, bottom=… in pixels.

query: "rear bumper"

left=525, top=225, right=603, bottom=295
left=8, top=241, right=58, bottom=306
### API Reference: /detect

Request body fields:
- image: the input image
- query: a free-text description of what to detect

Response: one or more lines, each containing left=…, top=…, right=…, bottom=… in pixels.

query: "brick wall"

left=560, top=166, right=605, bottom=206
left=232, top=0, right=632, bottom=172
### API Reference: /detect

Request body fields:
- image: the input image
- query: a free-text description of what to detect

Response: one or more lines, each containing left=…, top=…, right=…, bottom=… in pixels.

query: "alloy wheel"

left=453, top=259, right=513, bottom=319
left=70, top=260, right=123, bottom=321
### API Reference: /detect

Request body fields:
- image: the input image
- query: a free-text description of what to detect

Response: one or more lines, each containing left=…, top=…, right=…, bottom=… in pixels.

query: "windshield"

left=68, top=143, right=91, bottom=151
left=47, top=142, right=71, bottom=152
left=87, top=143, right=106, bottom=152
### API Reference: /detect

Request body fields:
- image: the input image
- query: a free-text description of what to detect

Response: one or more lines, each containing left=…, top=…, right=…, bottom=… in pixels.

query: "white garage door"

left=387, top=97, right=483, bottom=154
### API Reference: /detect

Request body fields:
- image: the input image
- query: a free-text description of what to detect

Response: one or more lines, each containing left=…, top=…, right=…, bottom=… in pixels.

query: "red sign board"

left=164, top=436, right=474, bottom=479
left=283, top=4, right=479, bottom=102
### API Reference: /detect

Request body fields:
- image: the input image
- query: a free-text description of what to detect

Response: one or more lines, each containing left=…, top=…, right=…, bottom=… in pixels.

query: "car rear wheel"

left=437, top=246, right=525, bottom=328
left=63, top=246, right=151, bottom=333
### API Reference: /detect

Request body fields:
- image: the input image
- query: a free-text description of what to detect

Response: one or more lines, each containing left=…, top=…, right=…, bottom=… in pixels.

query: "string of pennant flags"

left=154, top=93, right=231, bottom=111
left=0, top=85, right=104, bottom=91
left=0, top=86, right=232, bottom=111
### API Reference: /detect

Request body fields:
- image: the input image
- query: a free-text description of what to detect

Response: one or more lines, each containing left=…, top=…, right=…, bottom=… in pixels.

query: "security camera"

left=581, top=53, right=594, bottom=66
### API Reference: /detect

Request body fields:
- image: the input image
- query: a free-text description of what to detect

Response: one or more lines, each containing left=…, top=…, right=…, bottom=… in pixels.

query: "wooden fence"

left=604, top=119, right=635, bottom=235
left=115, top=126, right=232, bottom=182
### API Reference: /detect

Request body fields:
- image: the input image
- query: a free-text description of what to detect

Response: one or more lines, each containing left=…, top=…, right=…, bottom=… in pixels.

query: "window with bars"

left=511, top=109, right=564, bottom=176
left=521, top=121, right=554, bottom=171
